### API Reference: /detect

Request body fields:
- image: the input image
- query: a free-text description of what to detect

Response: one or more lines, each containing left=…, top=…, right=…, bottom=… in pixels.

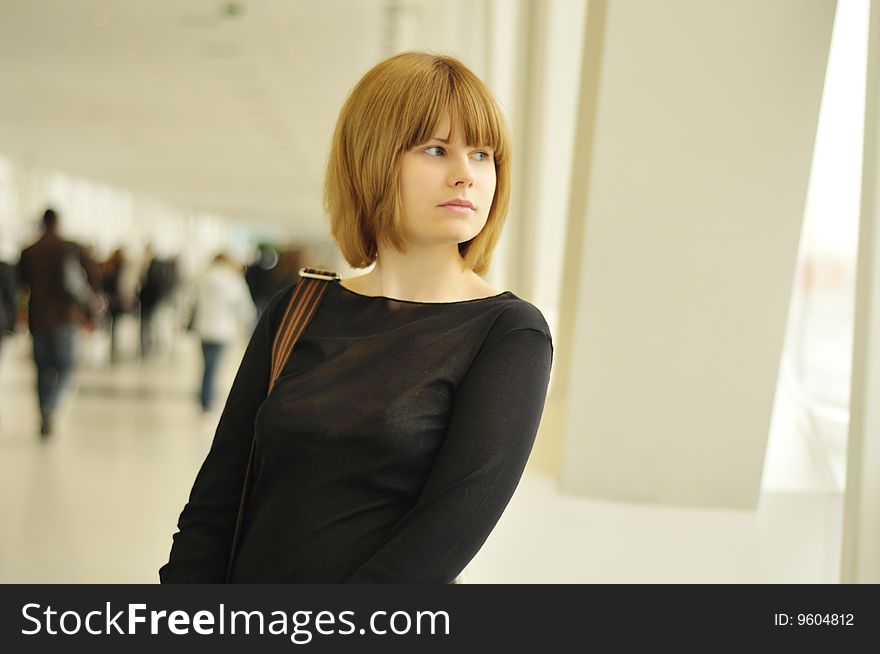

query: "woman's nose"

left=448, top=159, right=475, bottom=187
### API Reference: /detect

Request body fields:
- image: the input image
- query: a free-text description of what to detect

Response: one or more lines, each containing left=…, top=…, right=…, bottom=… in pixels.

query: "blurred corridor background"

left=1, top=0, right=879, bottom=583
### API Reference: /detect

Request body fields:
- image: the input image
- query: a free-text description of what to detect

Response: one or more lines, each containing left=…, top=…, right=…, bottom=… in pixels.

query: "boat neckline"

left=334, top=279, right=512, bottom=305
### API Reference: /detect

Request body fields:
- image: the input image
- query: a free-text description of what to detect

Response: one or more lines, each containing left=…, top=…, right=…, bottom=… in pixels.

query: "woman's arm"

left=158, top=285, right=289, bottom=583
left=344, top=322, right=553, bottom=583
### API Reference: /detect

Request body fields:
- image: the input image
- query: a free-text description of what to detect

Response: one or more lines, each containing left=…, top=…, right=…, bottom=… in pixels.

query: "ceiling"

left=0, top=0, right=397, bottom=238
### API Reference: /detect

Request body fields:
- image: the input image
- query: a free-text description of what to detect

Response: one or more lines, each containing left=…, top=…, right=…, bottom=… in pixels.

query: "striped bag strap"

left=269, top=267, right=339, bottom=390
left=225, top=266, right=339, bottom=583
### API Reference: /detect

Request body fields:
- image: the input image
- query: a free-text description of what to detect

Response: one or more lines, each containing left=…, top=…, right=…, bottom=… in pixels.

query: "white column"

left=535, top=0, right=607, bottom=477
left=841, top=0, right=880, bottom=583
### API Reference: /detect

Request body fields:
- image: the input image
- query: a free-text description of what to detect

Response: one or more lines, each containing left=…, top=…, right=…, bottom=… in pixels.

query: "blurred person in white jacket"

left=192, top=253, right=256, bottom=412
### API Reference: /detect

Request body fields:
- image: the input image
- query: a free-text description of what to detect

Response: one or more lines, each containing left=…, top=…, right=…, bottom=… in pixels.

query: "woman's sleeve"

left=158, top=285, right=289, bottom=583
left=344, top=324, right=554, bottom=583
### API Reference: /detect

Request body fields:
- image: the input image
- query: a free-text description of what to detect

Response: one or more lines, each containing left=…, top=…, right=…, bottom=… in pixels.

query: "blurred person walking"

left=17, top=208, right=101, bottom=438
left=138, top=248, right=179, bottom=358
left=0, top=243, right=16, bottom=432
left=0, top=250, right=16, bottom=357
left=191, top=253, right=256, bottom=413
left=101, top=247, right=137, bottom=362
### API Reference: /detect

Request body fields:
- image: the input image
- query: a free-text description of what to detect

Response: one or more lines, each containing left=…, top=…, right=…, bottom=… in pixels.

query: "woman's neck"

left=346, top=244, right=495, bottom=303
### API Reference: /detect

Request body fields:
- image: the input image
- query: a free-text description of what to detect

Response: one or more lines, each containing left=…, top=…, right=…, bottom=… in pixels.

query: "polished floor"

left=0, top=324, right=842, bottom=583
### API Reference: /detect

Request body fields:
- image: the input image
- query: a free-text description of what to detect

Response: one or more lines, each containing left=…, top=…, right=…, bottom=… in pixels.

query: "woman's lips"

left=439, top=204, right=474, bottom=214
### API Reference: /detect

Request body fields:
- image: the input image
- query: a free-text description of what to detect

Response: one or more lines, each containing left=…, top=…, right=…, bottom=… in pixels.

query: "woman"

left=160, top=51, right=553, bottom=583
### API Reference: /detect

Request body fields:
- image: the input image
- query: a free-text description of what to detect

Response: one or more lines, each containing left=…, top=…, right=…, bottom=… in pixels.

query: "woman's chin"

left=407, top=231, right=482, bottom=249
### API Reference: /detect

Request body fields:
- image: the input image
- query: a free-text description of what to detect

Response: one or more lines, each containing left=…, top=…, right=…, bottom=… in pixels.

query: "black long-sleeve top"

left=160, top=277, right=553, bottom=583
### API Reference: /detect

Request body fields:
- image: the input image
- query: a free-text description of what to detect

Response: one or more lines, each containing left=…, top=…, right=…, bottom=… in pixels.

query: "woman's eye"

left=425, top=146, right=445, bottom=156
left=472, top=151, right=492, bottom=161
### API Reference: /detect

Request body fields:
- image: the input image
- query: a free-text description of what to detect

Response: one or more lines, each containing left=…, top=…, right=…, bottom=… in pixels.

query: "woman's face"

left=398, top=114, right=496, bottom=251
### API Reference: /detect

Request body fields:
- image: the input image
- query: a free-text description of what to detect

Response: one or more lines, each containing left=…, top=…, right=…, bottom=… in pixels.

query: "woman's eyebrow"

left=423, top=135, right=493, bottom=151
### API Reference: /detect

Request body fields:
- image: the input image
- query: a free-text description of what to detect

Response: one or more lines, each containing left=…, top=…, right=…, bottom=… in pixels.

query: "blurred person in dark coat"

left=0, top=228, right=17, bottom=433
left=138, top=247, right=179, bottom=358
left=101, top=247, right=136, bottom=362
left=17, top=208, right=101, bottom=438
left=0, top=253, right=16, bottom=357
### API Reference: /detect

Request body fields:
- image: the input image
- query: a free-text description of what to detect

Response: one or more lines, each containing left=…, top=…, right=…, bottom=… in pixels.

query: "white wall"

left=559, top=0, right=837, bottom=509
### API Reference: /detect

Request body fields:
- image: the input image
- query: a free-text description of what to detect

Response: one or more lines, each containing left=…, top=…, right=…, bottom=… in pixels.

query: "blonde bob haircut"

left=325, top=51, right=511, bottom=275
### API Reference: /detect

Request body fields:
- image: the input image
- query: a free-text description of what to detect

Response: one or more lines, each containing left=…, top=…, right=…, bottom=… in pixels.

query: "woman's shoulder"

left=469, top=295, right=553, bottom=366
left=486, top=293, right=552, bottom=341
